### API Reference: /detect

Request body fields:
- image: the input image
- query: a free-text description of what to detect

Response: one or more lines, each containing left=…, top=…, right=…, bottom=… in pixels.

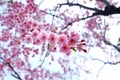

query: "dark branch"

left=59, top=3, right=99, bottom=11
left=61, top=21, right=75, bottom=30
left=80, top=13, right=96, bottom=20
left=6, top=62, right=22, bottom=80
left=91, top=58, right=120, bottom=65
left=59, top=2, right=120, bottom=17
left=0, top=57, right=22, bottom=80
left=103, top=38, right=120, bottom=52
left=39, top=2, right=120, bottom=30
left=104, top=61, right=120, bottom=65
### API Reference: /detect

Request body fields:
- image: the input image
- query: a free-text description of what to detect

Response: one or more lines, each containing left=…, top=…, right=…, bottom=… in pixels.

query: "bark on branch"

left=59, top=1, right=120, bottom=17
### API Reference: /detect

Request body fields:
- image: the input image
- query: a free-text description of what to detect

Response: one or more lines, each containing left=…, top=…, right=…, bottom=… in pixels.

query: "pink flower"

left=96, top=1, right=105, bottom=9
left=40, top=31, right=47, bottom=43
left=32, top=21, right=38, bottom=27
left=10, top=37, right=21, bottom=46
left=24, top=35, right=33, bottom=43
left=25, top=25, right=32, bottom=31
left=0, top=64, right=4, bottom=71
left=33, top=38, right=41, bottom=45
left=48, top=32, right=57, bottom=44
left=77, top=40, right=87, bottom=53
left=70, top=31, right=80, bottom=40
left=60, top=44, right=71, bottom=56
left=86, top=18, right=97, bottom=31
left=0, top=29, right=11, bottom=42
left=0, top=1, right=3, bottom=5
left=19, top=27, right=27, bottom=35
left=27, top=0, right=34, bottom=3
left=33, top=49, right=39, bottom=54
left=23, top=21, right=32, bottom=31
left=32, top=30, right=40, bottom=38
left=68, top=31, right=80, bottom=46
left=58, top=34, right=67, bottom=45
left=68, top=38, right=76, bottom=46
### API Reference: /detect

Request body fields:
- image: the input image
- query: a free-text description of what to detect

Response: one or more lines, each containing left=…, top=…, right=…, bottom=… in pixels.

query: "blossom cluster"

left=0, top=0, right=86, bottom=56
left=0, top=0, right=87, bottom=80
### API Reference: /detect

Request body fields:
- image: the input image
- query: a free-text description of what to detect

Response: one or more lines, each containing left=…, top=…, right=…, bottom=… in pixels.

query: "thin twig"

left=91, top=57, right=120, bottom=65
left=0, top=57, right=22, bottom=80
left=59, top=3, right=100, bottom=11
left=38, top=0, right=44, bottom=6
left=6, top=63, right=22, bottom=80
left=40, top=10, right=64, bottom=20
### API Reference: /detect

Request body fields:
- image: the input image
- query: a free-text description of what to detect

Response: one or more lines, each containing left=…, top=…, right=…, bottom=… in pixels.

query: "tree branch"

left=40, top=10, right=64, bottom=20
left=59, top=3, right=100, bottom=12
left=61, top=13, right=97, bottom=30
left=103, top=32, right=120, bottom=53
left=6, top=62, right=22, bottom=80
left=59, top=2, right=120, bottom=16
left=91, top=58, right=120, bottom=65
left=0, top=57, right=22, bottom=80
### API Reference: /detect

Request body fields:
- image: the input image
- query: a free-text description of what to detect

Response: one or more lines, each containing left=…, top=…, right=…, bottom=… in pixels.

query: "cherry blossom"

left=86, top=18, right=97, bottom=31
left=77, top=40, right=87, bottom=53
left=40, top=31, right=48, bottom=43
left=68, top=31, right=80, bottom=46
left=0, top=0, right=91, bottom=80
left=48, top=32, right=57, bottom=45
left=0, top=64, right=4, bottom=71
left=33, top=38, right=41, bottom=45
left=23, top=21, right=32, bottom=31
left=57, top=34, right=68, bottom=45
left=0, top=29, right=11, bottom=42
left=32, top=30, right=40, bottom=38
left=60, top=44, right=71, bottom=56
left=23, top=35, right=33, bottom=43
left=9, top=36, right=21, bottom=46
